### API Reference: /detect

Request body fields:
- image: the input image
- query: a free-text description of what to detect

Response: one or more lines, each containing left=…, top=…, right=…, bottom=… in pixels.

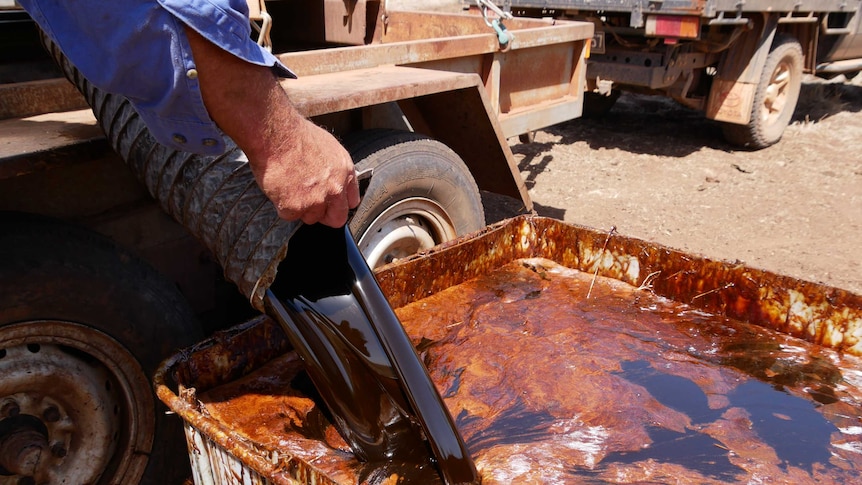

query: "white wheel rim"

left=356, top=197, right=458, bottom=269
left=761, top=58, right=793, bottom=125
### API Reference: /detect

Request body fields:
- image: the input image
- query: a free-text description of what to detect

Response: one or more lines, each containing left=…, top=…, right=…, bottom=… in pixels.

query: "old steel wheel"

left=343, top=129, right=485, bottom=269
left=0, top=321, right=151, bottom=483
left=722, top=34, right=803, bottom=149
left=0, top=213, right=200, bottom=484
left=355, top=198, right=458, bottom=269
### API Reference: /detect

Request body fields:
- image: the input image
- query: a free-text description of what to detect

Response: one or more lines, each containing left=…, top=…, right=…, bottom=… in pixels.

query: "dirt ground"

left=482, top=76, right=862, bottom=295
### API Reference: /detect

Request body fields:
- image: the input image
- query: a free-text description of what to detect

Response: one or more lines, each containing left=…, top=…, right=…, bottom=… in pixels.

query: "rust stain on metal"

left=155, top=216, right=862, bottom=484
left=282, top=66, right=480, bottom=119
left=497, top=42, right=577, bottom=112
left=0, top=78, right=88, bottom=120
left=278, top=11, right=588, bottom=78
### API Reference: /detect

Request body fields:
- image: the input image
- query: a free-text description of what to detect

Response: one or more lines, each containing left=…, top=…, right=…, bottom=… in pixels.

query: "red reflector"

left=646, top=15, right=700, bottom=39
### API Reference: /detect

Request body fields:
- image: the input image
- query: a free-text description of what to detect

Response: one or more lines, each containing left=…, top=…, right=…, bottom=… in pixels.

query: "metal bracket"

left=475, top=0, right=515, bottom=49
left=709, top=11, right=752, bottom=27
left=247, top=0, right=273, bottom=51
left=630, top=3, right=644, bottom=28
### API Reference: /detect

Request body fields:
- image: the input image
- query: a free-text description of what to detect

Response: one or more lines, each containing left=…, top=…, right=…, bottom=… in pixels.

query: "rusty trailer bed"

left=155, top=215, right=862, bottom=484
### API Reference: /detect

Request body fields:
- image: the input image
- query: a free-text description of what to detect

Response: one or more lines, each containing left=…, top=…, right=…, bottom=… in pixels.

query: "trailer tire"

left=343, top=129, right=485, bottom=269
left=722, top=34, right=803, bottom=150
left=0, top=213, right=200, bottom=484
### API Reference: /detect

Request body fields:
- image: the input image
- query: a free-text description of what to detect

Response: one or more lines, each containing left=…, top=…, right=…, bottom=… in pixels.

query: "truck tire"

left=722, top=34, right=803, bottom=149
left=343, top=129, right=485, bottom=269
left=0, top=213, right=201, bottom=484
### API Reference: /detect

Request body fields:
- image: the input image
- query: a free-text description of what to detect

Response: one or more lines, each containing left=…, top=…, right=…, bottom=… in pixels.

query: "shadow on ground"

left=486, top=76, right=862, bottom=226
left=481, top=191, right=566, bottom=226
left=513, top=76, right=862, bottom=160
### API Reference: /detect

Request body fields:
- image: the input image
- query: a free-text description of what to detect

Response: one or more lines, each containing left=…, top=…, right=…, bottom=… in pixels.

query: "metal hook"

left=475, top=0, right=514, bottom=49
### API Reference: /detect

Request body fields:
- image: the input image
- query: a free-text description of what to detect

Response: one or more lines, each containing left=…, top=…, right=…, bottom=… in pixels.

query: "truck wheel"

left=0, top=213, right=200, bottom=484
left=343, top=129, right=485, bottom=269
left=722, top=34, right=803, bottom=149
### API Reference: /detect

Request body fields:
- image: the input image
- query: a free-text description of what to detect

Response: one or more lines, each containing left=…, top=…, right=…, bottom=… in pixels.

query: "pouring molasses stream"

left=263, top=170, right=479, bottom=484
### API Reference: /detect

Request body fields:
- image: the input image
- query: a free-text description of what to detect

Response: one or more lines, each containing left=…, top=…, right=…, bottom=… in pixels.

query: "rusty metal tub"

left=154, top=215, right=862, bottom=484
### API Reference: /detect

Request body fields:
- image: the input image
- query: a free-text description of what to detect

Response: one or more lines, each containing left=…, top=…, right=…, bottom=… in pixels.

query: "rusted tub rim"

left=371, top=215, right=862, bottom=354
left=153, top=316, right=316, bottom=483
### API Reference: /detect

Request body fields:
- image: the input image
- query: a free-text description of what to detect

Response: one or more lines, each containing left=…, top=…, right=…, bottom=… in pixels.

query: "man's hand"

left=185, top=27, right=360, bottom=227
left=253, top=118, right=360, bottom=227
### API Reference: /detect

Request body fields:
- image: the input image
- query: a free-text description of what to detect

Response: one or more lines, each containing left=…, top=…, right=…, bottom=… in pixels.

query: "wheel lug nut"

left=50, top=442, right=67, bottom=458
left=1, top=400, right=20, bottom=418
left=42, top=406, right=60, bottom=423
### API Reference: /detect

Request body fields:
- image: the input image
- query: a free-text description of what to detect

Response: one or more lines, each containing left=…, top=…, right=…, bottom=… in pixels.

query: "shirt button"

left=173, top=134, right=187, bottom=144
left=202, top=138, right=218, bottom=147
left=186, top=69, right=198, bottom=79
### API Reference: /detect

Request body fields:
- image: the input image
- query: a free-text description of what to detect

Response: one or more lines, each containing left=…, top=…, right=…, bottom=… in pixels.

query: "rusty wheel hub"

left=0, top=321, right=153, bottom=484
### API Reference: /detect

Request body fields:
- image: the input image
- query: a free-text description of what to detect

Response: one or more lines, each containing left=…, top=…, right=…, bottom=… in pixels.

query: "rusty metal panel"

left=281, top=65, right=482, bottom=118
left=377, top=9, right=562, bottom=42
left=279, top=33, right=503, bottom=76
left=714, top=0, right=857, bottom=13
left=277, top=11, right=592, bottom=76
left=0, top=78, right=87, bottom=120
left=497, top=43, right=575, bottom=112
left=323, top=0, right=367, bottom=45
left=403, top=87, right=531, bottom=204
left=497, top=96, right=583, bottom=138
left=0, top=109, right=106, bottom=180
left=277, top=10, right=591, bottom=141
left=278, top=64, right=531, bottom=206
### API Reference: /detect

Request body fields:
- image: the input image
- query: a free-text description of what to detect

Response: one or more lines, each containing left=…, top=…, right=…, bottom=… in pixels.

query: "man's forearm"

left=184, top=27, right=301, bottom=163
left=184, top=27, right=360, bottom=227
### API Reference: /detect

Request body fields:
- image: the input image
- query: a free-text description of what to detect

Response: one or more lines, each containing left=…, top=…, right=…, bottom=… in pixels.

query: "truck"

left=506, top=0, right=862, bottom=149
left=0, top=1, right=592, bottom=483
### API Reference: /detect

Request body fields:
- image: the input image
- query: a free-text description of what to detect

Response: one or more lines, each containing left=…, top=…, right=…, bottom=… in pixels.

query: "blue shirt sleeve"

left=18, top=0, right=295, bottom=155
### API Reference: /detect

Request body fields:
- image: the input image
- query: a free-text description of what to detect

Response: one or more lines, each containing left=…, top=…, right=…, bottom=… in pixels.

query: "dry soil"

left=483, top=76, right=862, bottom=295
